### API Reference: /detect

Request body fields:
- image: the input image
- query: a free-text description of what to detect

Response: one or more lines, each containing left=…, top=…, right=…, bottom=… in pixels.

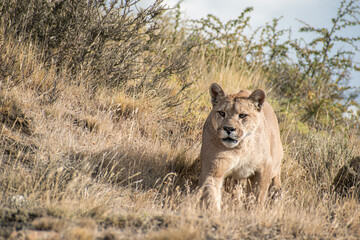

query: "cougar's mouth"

left=222, top=137, right=238, bottom=144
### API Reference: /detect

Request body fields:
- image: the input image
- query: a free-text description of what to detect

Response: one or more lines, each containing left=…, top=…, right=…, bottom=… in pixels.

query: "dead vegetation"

left=0, top=0, right=360, bottom=239
left=333, top=156, right=360, bottom=198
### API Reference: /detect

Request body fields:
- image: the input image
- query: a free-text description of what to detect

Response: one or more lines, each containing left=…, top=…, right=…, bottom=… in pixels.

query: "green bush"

left=0, top=0, right=196, bottom=94
left=1, top=0, right=359, bottom=129
left=189, top=0, right=360, bottom=129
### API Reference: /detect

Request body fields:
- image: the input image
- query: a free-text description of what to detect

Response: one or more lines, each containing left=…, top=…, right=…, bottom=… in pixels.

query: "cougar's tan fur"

left=199, top=83, right=283, bottom=211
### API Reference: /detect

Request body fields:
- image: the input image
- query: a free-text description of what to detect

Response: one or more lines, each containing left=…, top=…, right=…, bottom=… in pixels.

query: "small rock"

left=10, top=195, right=27, bottom=208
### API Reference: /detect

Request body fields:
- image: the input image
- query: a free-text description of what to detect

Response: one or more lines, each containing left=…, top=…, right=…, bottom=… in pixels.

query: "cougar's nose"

left=223, top=126, right=235, bottom=134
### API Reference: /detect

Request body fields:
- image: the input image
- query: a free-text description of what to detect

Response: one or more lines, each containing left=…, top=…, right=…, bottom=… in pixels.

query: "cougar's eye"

left=239, top=113, right=247, bottom=119
left=218, top=111, right=225, bottom=117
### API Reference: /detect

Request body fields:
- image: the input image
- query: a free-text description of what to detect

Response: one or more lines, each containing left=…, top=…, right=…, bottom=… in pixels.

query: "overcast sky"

left=140, top=0, right=360, bottom=88
left=164, top=0, right=339, bottom=29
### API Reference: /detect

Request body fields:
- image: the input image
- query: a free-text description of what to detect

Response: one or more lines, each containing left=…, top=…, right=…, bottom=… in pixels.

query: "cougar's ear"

left=249, top=89, right=266, bottom=110
left=209, top=83, right=225, bottom=106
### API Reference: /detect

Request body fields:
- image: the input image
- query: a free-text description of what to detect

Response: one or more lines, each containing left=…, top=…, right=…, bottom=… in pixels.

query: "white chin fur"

left=222, top=140, right=239, bottom=148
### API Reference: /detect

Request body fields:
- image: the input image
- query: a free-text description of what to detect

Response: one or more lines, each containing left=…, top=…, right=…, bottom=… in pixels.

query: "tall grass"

left=0, top=0, right=360, bottom=239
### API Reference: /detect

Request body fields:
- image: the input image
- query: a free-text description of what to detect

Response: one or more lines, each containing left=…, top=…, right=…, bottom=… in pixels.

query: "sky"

left=140, top=0, right=360, bottom=88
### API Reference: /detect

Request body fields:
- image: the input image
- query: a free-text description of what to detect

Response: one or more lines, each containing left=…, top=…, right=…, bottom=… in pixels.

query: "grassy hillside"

left=0, top=0, right=360, bottom=239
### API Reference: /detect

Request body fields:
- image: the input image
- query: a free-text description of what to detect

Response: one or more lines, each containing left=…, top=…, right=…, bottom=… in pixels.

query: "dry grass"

left=1, top=30, right=360, bottom=240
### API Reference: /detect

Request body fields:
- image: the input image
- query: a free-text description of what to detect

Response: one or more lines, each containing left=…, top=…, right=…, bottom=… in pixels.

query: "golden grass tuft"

left=148, top=227, right=201, bottom=240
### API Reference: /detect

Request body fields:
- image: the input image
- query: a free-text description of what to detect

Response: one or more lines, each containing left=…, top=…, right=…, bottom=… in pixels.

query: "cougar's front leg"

left=246, top=168, right=272, bottom=206
left=199, top=175, right=223, bottom=212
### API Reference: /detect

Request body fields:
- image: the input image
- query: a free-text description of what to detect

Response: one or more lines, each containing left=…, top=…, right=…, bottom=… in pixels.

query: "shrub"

left=189, top=0, right=360, bottom=129
left=0, top=0, right=196, bottom=98
left=277, top=0, right=360, bottom=127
